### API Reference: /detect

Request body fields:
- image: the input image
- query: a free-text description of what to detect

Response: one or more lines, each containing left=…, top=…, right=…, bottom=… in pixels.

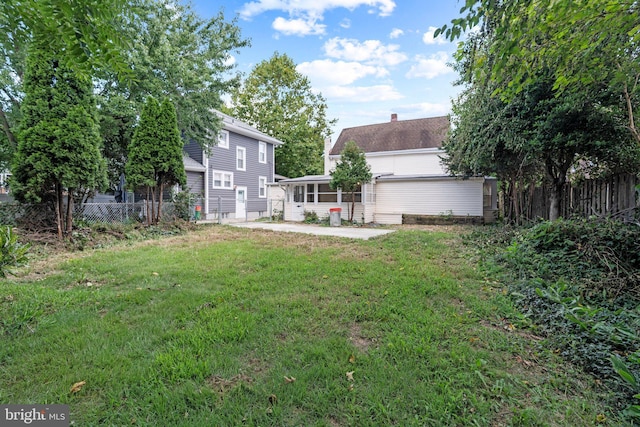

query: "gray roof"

left=279, top=174, right=331, bottom=183
left=215, top=110, right=284, bottom=146
left=183, top=154, right=206, bottom=172
left=330, top=115, right=449, bottom=155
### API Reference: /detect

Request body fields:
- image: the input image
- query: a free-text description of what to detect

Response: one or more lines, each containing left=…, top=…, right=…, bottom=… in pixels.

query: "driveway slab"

left=229, top=222, right=395, bottom=240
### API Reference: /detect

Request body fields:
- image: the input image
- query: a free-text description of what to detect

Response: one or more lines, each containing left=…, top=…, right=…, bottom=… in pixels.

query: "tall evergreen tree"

left=155, top=98, right=186, bottom=221
left=125, top=96, right=185, bottom=225
left=11, top=40, right=106, bottom=238
left=126, top=96, right=159, bottom=225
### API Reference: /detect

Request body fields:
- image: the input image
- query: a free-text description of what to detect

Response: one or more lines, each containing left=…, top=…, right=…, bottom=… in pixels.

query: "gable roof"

left=330, top=115, right=449, bottom=155
left=215, top=110, right=284, bottom=146
left=183, top=154, right=206, bottom=172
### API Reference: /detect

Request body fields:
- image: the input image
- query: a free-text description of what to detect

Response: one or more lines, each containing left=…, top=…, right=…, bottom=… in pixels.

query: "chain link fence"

left=0, top=201, right=185, bottom=229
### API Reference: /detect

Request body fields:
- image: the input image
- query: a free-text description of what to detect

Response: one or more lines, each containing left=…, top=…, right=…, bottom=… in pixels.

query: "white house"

left=278, top=114, right=497, bottom=225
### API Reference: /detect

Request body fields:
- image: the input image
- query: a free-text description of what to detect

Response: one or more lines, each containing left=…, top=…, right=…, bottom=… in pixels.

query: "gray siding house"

left=183, top=111, right=283, bottom=221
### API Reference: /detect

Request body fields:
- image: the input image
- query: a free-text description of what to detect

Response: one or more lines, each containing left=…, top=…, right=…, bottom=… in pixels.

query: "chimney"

left=324, top=138, right=332, bottom=175
left=391, top=113, right=398, bottom=122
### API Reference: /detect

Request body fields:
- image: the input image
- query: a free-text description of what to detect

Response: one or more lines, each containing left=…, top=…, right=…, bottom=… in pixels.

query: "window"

left=212, top=170, right=233, bottom=189
left=317, top=183, right=337, bottom=203
left=306, top=184, right=315, bottom=203
left=342, top=185, right=362, bottom=203
left=236, top=146, right=246, bottom=171
left=259, top=141, right=267, bottom=164
left=258, top=176, right=267, bottom=198
left=217, top=130, right=229, bottom=149
left=293, top=185, right=304, bottom=203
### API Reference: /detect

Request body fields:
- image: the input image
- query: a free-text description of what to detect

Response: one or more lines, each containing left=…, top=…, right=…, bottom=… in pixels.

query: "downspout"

left=203, top=149, right=209, bottom=218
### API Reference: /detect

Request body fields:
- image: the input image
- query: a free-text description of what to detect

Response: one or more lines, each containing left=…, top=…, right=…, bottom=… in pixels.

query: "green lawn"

left=0, top=225, right=614, bottom=426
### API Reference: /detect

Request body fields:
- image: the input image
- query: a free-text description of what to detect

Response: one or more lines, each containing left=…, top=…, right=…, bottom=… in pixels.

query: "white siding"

left=374, top=179, right=484, bottom=224
left=367, top=151, right=447, bottom=175
left=329, top=150, right=447, bottom=176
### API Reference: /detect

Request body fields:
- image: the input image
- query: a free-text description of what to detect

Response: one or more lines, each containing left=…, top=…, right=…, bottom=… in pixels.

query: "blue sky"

left=188, top=0, right=465, bottom=140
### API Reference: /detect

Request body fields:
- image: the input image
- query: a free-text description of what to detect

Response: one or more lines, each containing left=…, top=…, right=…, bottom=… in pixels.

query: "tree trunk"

left=157, top=183, right=164, bottom=223
left=65, top=191, right=74, bottom=234
left=350, top=191, right=355, bottom=222
left=0, top=107, right=17, bottom=150
left=150, top=186, right=156, bottom=225
left=548, top=180, right=564, bottom=221
left=145, top=186, right=151, bottom=226
left=55, top=183, right=63, bottom=239
left=511, top=179, right=520, bottom=225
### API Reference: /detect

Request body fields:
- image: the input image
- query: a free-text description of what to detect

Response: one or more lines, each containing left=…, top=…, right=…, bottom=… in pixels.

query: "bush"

left=470, top=219, right=640, bottom=419
left=303, top=210, right=319, bottom=223
left=171, top=190, right=200, bottom=221
left=0, top=226, right=30, bottom=277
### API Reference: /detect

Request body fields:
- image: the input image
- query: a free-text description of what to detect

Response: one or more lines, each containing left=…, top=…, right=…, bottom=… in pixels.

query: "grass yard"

left=0, top=225, right=615, bottom=426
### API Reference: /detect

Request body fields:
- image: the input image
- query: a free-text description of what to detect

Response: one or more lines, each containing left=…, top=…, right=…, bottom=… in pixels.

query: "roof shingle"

left=330, top=115, right=449, bottom=155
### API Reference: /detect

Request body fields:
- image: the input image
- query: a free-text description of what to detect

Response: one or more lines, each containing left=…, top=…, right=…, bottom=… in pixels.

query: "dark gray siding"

left=206, top=131, right=275, bottom=216
left=186, top=171, right=203, bottom=195
left=184, top=141, right=203, bottom=163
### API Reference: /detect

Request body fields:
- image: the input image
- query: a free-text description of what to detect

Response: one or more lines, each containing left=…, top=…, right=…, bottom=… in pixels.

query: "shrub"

left=470, top=219, right=640, bottom=420
left=303, top=210, right=319, bottom=223
left=0, top=226, right=30, bottom=277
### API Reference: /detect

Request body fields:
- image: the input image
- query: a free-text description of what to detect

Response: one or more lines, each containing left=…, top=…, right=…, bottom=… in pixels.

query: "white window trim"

left=258, top=141, right=267, bottom=164
left=217, top=130, right=229, bottom=149
left=236, top=146, right=246, bottom=171
left=258, top=176, right=267, bottom=198
left=212, top=170, right=234, bottom=189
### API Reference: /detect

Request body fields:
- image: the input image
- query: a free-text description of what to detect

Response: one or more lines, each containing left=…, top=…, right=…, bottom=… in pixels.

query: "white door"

left=292, top=185, right=305, bottom=221
left=236, top=186, right=247, bottom=219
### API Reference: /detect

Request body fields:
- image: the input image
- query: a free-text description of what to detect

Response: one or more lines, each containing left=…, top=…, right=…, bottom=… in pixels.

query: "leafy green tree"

left=11, top=41, right=107, bottom=237
left=125, top=97, right=185, bottom=225
left=330, top=141, right=372, bottom=222
left=229, top=52, right=336, bottom=178
left=98, top=0, right=249, bottom=147
left=0, top=0, right=134, bottom=152
left=1, top=0, right=247, bottom=190
left=440, top=2, right=640, bottom=222
left=97, top=95, right=137, bottom=191
left=438, top=0, right=639, bottom=145
left=0, top=0, right=132, bottom=77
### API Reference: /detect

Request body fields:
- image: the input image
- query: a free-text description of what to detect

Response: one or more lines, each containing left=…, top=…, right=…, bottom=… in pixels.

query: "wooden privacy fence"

left=505, top=174, right=638, bottom=222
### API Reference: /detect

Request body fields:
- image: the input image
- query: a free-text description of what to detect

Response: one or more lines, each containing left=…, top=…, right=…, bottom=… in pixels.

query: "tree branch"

left=0, top=107, right=17, bottom=149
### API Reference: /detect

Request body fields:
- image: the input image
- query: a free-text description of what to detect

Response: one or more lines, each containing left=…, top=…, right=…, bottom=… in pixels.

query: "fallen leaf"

left=346, top=371, right=354, bottom=381
left=348, top=384, right=354, bottom=391
left=268, top=394, right=277, bottom=405
left=152, top=272, right=159, bottom=276
left=284, top=376, right=296, bottom=383
left=348, top=354, right=356, bottom=363
left=70, top=380, right=86, bottom=393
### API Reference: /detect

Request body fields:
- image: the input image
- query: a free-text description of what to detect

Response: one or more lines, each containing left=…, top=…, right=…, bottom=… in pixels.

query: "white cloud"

left=406, top=52, right=452, bottom=79
left=389, top=28, right=404, bottom=39
left=340, top=18, right=351, bottom=29
left=422, top=26, right=448, bottom=45
left=323, top=37, right=407, bottom=66
left=297, top=59, right=387, bottom=85
left=223, top=55, right=236, bottom=67
left=272, top=16, right=326, bottom=36
left=239, top=0, right=396, bottom=19
left=322, top=85, right=403, bottom=102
